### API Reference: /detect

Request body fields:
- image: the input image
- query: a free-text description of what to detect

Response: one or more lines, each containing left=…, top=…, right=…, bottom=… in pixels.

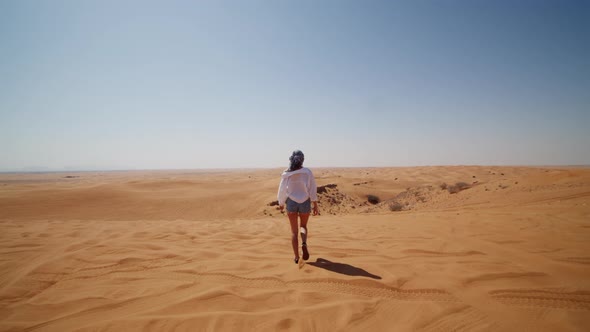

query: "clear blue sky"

left=1, top=0, right=588, bottom=170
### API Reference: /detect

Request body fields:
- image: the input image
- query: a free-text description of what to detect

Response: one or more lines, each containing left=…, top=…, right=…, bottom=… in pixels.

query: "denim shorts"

left=286, top=197, right=311, bottom=214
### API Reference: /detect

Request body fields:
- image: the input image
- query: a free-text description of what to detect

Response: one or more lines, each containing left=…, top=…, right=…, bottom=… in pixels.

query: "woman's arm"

left=277, top=176, right=288, bottom=209
left=308, top=170, right=319, bottom=216
left=308, top=170, right=318, bottom=202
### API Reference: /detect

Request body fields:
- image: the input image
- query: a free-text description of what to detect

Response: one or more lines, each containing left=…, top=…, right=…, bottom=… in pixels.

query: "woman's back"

left=278, top=167, right=317, bottom=205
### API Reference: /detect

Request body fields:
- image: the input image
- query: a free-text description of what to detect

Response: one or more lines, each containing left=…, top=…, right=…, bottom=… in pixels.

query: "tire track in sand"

left=489, top=289, right=590, bottom=311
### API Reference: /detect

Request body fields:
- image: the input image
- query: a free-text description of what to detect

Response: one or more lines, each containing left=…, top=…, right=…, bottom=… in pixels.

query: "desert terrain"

left=0, top=166, right=589, bottom=331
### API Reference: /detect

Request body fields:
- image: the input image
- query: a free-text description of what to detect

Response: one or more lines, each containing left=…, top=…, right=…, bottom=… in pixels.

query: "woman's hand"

left=279, top=205, right=284, bottom=213
left=312, top=202, right=320, bottom=216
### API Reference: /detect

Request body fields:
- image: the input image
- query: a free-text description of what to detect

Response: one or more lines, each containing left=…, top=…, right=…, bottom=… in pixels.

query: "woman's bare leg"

left=299, top=213, right=310, bottom=243
left=288, top=212, right=300, bottom=261
left=299, top=213, right=310, bottom=260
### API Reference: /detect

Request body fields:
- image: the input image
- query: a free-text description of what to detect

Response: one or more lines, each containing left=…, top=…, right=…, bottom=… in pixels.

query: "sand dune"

left=1, top=166, right=589, bottom=331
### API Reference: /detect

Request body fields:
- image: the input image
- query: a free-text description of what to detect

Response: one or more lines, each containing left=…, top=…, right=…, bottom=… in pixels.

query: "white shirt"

left=277, top=167, right=318, bottom=205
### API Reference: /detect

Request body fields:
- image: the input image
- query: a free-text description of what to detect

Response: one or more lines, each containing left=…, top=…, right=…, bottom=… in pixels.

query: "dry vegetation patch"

left=389, top=202, right=403, bottom=211
left=267, top=176, right=484, bottom=216
left=448, top=182, right=471, bottom=194
left=317, top=184, right=365, bottom=215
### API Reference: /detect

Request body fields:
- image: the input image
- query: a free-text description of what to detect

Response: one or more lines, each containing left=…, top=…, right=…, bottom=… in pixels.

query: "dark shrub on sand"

left=367, top=194, right=380, bottom=204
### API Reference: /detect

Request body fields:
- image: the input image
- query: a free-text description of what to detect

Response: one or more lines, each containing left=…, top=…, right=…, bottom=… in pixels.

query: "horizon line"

left=2, top=164, right=590, bottom=174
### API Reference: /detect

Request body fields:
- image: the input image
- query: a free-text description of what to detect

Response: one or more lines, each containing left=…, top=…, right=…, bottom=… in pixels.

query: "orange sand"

left=1, top=166, right=589, bottom=331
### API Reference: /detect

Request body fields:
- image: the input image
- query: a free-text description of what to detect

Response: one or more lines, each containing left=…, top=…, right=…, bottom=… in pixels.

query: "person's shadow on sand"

left=308, top=258, right=381, bottom=280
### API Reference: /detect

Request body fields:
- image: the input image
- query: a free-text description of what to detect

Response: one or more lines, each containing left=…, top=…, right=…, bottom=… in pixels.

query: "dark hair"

left=288, top=150, right=304, bottom=171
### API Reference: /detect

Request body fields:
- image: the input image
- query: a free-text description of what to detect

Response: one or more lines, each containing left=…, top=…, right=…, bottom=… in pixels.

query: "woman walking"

left=278, top=150, right=320, bottom=264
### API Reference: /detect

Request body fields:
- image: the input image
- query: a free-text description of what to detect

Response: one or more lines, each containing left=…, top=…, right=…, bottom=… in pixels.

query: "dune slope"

left=1, top=166, right=589, bottom=331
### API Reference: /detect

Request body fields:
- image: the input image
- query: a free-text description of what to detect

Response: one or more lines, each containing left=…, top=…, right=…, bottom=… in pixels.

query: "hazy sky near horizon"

left=1, top=0, right=589, bottom=170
